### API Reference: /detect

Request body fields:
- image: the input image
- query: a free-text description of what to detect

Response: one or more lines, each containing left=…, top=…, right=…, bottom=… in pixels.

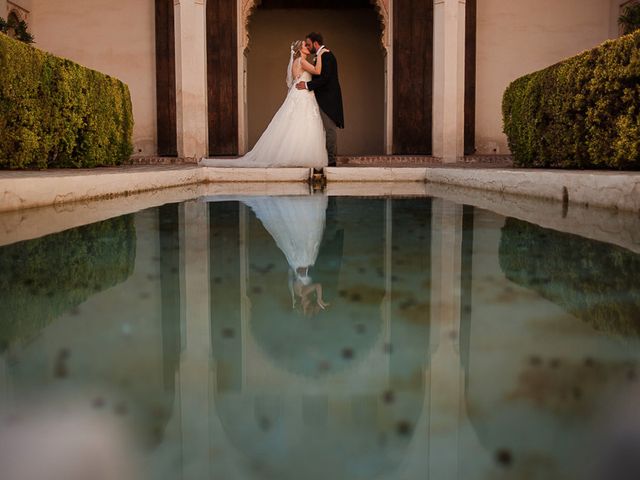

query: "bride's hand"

left=317, top=298, right=330, bottom=310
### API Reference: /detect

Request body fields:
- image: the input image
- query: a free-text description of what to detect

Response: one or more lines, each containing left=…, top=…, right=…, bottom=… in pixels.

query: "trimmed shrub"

left=0, top=33, right=133, bottom=169
left=499, top=218, right=640, bottom=338
left=0, top=216, right=136, bottom=347
left=502, top=30, right=640, bottom=170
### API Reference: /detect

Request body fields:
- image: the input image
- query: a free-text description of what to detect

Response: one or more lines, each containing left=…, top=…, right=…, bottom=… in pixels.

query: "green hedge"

left=502, top=30, right=640, bottom=169
left=0, top=33, right=133, bottom=169
left=499, top=218, right=640, bottom=337
left=0, top=216, right=136, bottom=347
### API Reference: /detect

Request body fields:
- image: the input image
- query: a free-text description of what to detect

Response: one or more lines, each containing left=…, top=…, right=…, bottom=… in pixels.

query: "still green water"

left=0, top=196, right=639, bottom=480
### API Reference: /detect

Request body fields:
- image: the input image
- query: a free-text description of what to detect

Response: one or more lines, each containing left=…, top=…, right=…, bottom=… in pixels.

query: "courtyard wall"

left=28, top=0, right=157, bottom=156
left=475, top=0, right=623, bottom=155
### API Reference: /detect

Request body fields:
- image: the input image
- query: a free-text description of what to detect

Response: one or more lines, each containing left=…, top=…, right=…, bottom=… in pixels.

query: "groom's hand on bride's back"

left=295, top=81, right=307, bottom=90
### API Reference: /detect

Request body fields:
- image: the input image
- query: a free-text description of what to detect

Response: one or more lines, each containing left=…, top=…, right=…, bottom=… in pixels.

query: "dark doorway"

left=154, top=0, right=177, bottom=157
left=393, top=0, right=434, bottom=155
left=247, top=2, right=385, bottom=155
left=207, top=0, right=239, bottom=156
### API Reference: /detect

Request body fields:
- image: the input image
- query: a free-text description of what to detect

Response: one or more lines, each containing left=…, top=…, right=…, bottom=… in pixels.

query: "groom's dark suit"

left=307, top=50, right=344, bottom=166
left=308, top=51, right=344, bottom=129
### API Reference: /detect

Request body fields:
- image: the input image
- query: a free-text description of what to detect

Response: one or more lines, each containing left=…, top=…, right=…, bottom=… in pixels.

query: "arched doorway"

left=206, top=0, right=435, bottom=157
left=244, top=1, right=386, bottom=155
left=6, top=11, right=21, bottom=39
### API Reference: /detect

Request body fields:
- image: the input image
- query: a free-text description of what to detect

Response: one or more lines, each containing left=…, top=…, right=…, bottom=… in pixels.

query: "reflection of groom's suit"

left=312, top=197, right=344, bottom=302
left=307, top=51, right=344, bottom=167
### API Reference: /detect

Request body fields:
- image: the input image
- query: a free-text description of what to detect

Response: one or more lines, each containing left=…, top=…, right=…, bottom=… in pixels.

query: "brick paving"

left=127, top=154, right=514, bottom=168
left=337, top=155, right=514, bottom=168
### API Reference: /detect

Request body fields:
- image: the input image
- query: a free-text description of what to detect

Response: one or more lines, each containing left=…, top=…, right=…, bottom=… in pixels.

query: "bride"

left=202, top=41, right=328, bottom=168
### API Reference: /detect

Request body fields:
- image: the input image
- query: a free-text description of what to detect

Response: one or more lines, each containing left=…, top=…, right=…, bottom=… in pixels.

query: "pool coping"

left=3, top=179, right=638, bottom=255
left=0, top=165, right=638, bottom=214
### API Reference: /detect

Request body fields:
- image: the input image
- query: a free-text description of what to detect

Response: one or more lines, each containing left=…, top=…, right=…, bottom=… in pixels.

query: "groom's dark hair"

left=306, top=32, right=324, bottom=45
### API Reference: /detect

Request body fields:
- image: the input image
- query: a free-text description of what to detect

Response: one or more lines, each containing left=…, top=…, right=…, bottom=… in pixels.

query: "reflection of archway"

left=237, top=0, right=393, bottom=154
left=206, top=196, right=429, bottom=480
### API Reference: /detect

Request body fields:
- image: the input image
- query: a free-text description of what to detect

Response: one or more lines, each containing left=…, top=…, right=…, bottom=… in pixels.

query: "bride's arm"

left=314, top=284, right=329, bottom=309
left=300, top=51, right=326, bottom=76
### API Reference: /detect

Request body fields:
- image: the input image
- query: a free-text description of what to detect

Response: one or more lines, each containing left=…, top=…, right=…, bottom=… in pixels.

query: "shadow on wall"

left=499, top=218, right=640, bottom=337
left=0, top=216, right=137, bottom=347
left=247, top=7, right=385, bottom=155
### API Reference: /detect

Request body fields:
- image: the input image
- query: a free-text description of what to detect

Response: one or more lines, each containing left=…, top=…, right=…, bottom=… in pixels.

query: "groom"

left=296, top=32, right=344, bottom=167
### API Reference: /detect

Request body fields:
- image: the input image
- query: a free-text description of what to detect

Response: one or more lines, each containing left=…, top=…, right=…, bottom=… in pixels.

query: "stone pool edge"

left=0, top=166, right=312, bottom=213
left=0, top=165, right=638, bottom=214
left=424, top=168, right=640, bottom=213
left=325, top=167, right=640, bottom=213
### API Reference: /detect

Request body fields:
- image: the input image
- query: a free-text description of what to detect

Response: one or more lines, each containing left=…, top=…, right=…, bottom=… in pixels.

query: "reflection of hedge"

left=499, top=218, right=640, bottom=337
left=0, top=33, right=133, bottom=169
left=0, top=216, right=136, bottom=346
left=502, top=30, right=640, bottom=169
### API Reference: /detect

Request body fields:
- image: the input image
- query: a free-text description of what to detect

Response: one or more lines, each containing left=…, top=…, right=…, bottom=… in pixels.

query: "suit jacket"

left=308, top=51, right=344, bottom=129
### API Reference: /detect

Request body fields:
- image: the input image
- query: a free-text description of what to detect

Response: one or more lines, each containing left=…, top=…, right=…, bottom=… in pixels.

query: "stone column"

left=382, top=3, right=393, bottom=155
left=0, top=1, right=7, bottom=18
left=433, top=0, right=466, bottom=162
left=174, top=0, right=208, bottom=158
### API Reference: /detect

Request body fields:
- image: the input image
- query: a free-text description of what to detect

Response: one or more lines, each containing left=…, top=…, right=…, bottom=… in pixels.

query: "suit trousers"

left=320, top=109, right=338, bottom=166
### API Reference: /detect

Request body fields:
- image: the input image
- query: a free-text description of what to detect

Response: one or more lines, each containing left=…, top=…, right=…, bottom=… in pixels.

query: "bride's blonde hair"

left=291, top=40, right=304, bottom=60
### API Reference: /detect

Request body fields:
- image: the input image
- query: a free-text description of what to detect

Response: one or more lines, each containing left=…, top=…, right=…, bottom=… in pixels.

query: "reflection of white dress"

left=202, top=59, right=328, bottom=168
left=243, top=196, right=328, bottom=269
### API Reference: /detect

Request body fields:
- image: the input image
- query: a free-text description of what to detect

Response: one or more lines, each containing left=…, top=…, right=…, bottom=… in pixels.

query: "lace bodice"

left=291, top=58, right=311, bottom=85
left=296, top=71, right=312, bottom=83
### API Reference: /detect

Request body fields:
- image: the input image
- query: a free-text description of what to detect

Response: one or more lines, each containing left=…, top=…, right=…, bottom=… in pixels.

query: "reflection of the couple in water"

left=207, top=196, right=431, bottom=479
left=210, top=194, right=342, bottom=318
left=290, top=266, right=329, bottom=316
left=247, top=194, right=333, bottom=317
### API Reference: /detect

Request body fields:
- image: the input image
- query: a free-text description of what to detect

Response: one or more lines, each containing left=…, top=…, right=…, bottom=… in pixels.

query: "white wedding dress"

left=202, top=57, right=328, bottom=168
left=242, top=195, right=328, bottom=271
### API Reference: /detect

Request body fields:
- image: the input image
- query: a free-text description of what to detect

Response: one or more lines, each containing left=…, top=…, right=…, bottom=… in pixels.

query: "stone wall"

left=29, top=0, right=157, bottom=156
left=475, top=0, right=617, bottom=155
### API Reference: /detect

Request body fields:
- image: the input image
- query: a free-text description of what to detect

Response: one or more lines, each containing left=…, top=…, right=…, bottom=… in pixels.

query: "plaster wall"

left=475, top=0, right=616, bottom=155
left=246, top=8, right=385, bottom=155
left=29, top=0, right=157, bottom=156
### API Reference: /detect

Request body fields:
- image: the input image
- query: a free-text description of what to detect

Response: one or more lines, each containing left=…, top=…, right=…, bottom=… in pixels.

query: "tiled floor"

left=126, top=155, right=515, bottom=168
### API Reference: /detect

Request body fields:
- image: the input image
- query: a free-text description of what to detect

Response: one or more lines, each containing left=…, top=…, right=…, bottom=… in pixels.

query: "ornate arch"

left=371, top=0, right=390, bottom=52
left=239, top=0, right=391, bottom=54
left=7, top=1, right=30, bottom=22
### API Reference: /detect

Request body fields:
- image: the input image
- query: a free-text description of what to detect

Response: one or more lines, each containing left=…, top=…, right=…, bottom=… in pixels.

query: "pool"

left=0, top=192, right=639, bottom=480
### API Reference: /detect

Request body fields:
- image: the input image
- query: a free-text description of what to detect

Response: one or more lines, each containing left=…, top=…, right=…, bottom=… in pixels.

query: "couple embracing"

left=207, top=32, right=344, bottom=168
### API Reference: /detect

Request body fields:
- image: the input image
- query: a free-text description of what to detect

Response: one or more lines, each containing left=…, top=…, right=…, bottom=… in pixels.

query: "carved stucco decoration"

left=372, top=0, right=390, bottom=51
left=6, top=1, right=30, bottom=21
left=240, top=0, right=390, bottom=54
